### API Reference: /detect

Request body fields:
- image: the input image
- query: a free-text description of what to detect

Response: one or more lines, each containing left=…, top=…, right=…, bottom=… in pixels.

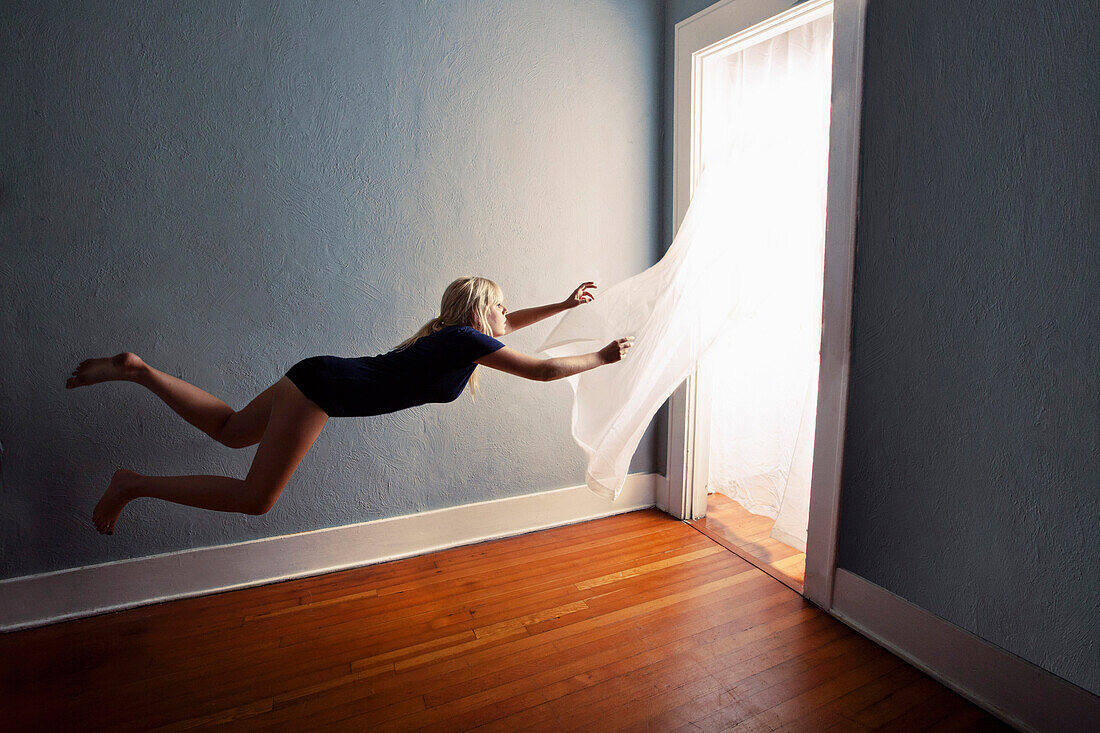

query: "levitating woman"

left=66, top=276, right=634, bottom=534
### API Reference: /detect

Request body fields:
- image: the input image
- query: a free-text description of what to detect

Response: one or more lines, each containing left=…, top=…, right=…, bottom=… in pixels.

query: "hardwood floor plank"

left=374, top=561, right=770, bottom=704
left=464, top=699, right=566, bottom=732
left=699, top=493, right=808, bottom=587
left=357, top=582, right=805, bottom=729
left=575, top=546, right=728, bottom=590
left=726, top=654, right=904, bottom=731
left=144, top=554, right=756, bottom=726
left=254, top=567, right=752, bottom=717
left=247, top=688, right=428, bottom=732
left=689, top=635, right=885, bottom=729
left=822, top=719, right=874, bottom=733
left=245, top=667, right=444, bottom=730
left=270, top=529, right=718, bottom=649
left=545, top=616, right=844, bottom=726
left=335, top=551, right=750, bottom=679
left=420, top=590, right=807, bottom=717
left=793, top=658, right=923, bottom=727
left=433, top=594, right=810, bottom=726
left=867, top=679, right=970, bottom=730
left=844, top=668, right=943, bottom=728
left=321, top=589, right=822, bottom=730
left=926, top=704, right=1014, bottom=732
left=545, top=620, right=850, bottom=731
left=148, top=697, right=273, bottom=732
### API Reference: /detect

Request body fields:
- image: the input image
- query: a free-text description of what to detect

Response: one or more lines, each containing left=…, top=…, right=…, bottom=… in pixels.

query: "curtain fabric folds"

left=537, top=14, right=833, bottom=546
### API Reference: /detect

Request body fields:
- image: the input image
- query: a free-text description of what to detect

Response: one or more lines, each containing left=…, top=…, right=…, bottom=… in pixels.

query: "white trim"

left=693, top=0, right=833, bottom=61
left=803, top=0, right=867, bottom=608
left=0, top=473, right=662, bottom=633
left=831, top=569, right=1100, bottom=732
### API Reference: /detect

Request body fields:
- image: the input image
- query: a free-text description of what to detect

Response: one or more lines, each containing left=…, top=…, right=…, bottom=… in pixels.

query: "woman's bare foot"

left=93, top=469, right=140, bottom=535
left=66, top=352, right=147, bottom=389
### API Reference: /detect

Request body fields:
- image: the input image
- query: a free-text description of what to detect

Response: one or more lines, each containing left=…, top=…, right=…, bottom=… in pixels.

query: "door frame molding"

left=667, top=0, right=868, bottom=610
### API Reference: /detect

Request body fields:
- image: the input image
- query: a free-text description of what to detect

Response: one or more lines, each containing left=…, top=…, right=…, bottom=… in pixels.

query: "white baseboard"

left=830, top=568, right=1099, bottom=733
left=0, top=473, right=663, bottom=633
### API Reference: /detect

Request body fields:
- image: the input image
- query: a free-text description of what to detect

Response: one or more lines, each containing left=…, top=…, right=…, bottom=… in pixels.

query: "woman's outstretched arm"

left=504, top=282, right=597, bottom=334
left=474, top=337, right=633, bottom=381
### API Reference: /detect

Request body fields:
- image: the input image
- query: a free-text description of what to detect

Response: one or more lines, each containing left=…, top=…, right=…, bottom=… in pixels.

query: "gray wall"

left=0, top=0, right=664, bottom=580
left=838, top=0, right=1098, bottom=695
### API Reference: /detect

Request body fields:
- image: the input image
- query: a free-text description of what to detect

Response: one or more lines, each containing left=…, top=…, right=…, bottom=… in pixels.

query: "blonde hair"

left=393, top=276, right=504, bottom=401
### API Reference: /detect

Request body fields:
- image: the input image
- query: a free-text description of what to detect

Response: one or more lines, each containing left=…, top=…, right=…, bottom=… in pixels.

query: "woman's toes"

left=67, top=353, right=146, bottom=389
left=92, top=469, right=137, bottom=535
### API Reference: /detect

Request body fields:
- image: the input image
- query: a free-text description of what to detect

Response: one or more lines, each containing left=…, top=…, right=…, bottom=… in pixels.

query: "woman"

left=67, top=276, right=634, bottom=534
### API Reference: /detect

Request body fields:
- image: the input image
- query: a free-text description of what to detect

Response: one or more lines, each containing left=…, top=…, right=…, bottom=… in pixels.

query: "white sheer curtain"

left=702, top=15, right=833, bottom=552
left=537, top=14, right=833, bottom=547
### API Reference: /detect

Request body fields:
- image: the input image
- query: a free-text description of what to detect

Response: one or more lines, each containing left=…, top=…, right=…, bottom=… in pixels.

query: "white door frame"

left=665, top=0, right=869, bottom=609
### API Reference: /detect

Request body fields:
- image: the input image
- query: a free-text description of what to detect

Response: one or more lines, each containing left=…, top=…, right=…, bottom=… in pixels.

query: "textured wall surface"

left=661, top=0, right=716, bottom=248
left=0, top=0, right=663, bottom=579
left=838, top=0, right=1098, bottom=694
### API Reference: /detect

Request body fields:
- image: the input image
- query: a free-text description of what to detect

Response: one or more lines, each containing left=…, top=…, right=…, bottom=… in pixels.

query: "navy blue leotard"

left=284, top=325, right=506, bottom=417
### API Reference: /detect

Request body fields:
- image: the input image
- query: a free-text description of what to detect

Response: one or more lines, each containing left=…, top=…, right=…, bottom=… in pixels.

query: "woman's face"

left=485, top=295, right=508, bottom=337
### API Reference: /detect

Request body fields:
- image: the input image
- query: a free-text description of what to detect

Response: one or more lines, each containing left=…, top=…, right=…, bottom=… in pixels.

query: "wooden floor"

left=1, top=509, right=1012, bottom=732
left=689, top=493, right=807, bottom=594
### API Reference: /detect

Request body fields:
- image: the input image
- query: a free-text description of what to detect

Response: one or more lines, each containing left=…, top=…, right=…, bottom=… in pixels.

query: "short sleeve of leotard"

left=449, top=326, right=506, bottom=363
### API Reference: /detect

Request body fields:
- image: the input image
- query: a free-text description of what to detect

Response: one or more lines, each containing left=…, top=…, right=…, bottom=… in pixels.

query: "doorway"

left=667, top=0, right=835, bottom=596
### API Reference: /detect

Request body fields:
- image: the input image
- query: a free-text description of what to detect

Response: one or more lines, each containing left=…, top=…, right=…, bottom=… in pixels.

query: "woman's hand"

left=562, top=282, right=597, bottom=309
left=600, top=337, right=635, bottom=364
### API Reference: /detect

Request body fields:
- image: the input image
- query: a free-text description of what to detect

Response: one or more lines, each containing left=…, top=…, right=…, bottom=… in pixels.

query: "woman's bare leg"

left=92, top=378, right=328, bottom=534
left=67, top=352, right=275, bottom=448
left=93, top=469, right=249, bottom=533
